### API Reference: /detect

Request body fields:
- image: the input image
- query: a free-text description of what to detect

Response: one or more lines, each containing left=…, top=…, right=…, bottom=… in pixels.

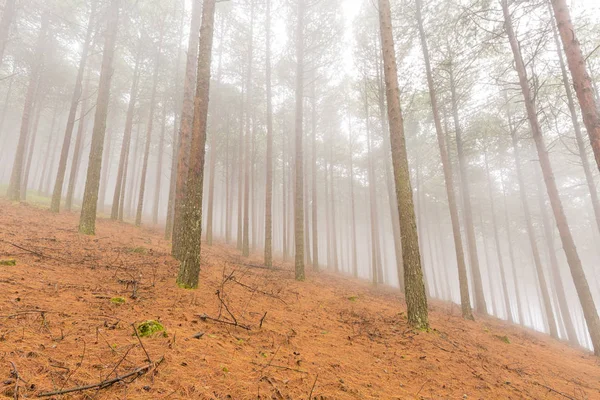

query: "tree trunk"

left=136, top=25, right=165, bottom=227
left=550, top=0, right=600, bottom=175
left=534, top=165, right=579, bottom=345
left=501, top=170, right=525, bottom=325
left=7, top=14, right=48, bottom=201
left=78, top=0, right=120, bottom=235
left=294, top=0, right=306, bottom=281
left=152, top=104, right=167, bottom=225
left=448, top=68, right=487, bottom=315
left=21, top=93, right=44, bottom=201
left=172, top=0, right=202, bottom=256
left=65, top=72, right=91, bottom=212
left=503, top=0, right=600, bottom=353
left=176, top=0, right=217, bottom=289
left=348, top=116, right=358, bottom=278
left=111, top=41, right=142, bottom=219
left=38, top=104, right=59, bottom=195
left=310, top=81, right=319, bottom=271
left=50, top=1, right=95, bottom=213
left=98, top=123, right=113, bottom=213
left=378, top=0, right=428, bottom=329
left=165, top=0, right=186, bottom=239
left=415, top=0, right=471, bottom=317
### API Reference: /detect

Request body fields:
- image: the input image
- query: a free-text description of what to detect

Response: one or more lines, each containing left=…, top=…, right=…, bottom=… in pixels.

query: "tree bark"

left=50, top=1, right=95, bottom=213
left=176, top=0, right=217, bottom=289
left=136, top=25, right=165, bottom=227
left=551, top=0, right=600, bottom=175
left=310, top=81, right=319, bottom=271
left=111, top=40, right=142, bottom=219
left=415, top=0, right=471, bottom=317
left=172, top=0, right=202, bottom=255
left=378, top=0, right=428, bottom=329
left=7, top=14, right=49, bottom=201
left=294, top=0, right=306, bottom=281
left=503, top=0, right=600, bottom=353
left=78, top=0, right=120, bottom=235
left=448, top=68, right=487, bottom=315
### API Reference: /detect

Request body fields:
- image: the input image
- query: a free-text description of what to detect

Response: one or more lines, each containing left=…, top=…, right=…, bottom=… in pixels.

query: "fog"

left=1, top=0, right=600, bottom=352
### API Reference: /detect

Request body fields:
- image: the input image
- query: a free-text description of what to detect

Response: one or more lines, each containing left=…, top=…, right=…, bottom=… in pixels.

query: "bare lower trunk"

left=310, top=82, right=318, bottom=271
left=415, top=0, right=471, bottom=317
left=177, top=0, right=217, bottom=289
left=152, top=105, right=167, bottom=225
left=78, top=0, right=120, bottom=235
left=378, top=0, right=428, bottom=329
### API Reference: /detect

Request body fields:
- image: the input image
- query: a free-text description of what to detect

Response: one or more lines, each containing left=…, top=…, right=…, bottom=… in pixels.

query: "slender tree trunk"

left=282, top=126, right=288, bottom=261
left=479, top=212, right=498, bottom=317
left=415, top=0, right=471, bottom=317
left=111, top=41, right=141, bottom=219
left=176, top=0, right=217, bottom=289
left=50, top=2, right=95, bottom=212
left=152, top=104, right=167, bottom=224
left=378, top=0, right=428, bottom=329
left=237, top=89, right=244, bottom=251
left=21, top=94, right=44, bottom=201
left=484, top=152, right=513, bottom=322
left=294, top=0, right=306, bottom=280
left=172, top=0, right=202, bottom=255
left=329, top=134, right=339, bottom=273
left=98, top=123, right=113, bottom=213
left=534, top=166, right=579, bottom=345
left=348, top=117, right=358, bottom=278
left=310, top=81, right=319, bottom=271
left=127, top=123, right=142, bottom=218
left=65, top=72, right=91, bottom=212
left=501, top=170, right=525, bottom=325
left=550, top=0, right=600, bottom=175
left=503, top=0, right=600, bottom=352
left=78, top=0, right=120, bottom=235
left=136, top=26, right=165, bottom=227
left=448, top=68, right=487, bottom=315
left=7, top=14, right=48, bottom=201
left=0, top=0, right=16, bottom=64
left=165, top=0, right=186, bottom=239
left=38, top=105, right=59, bottom=195
left=242, top=0, right=255, bottom=257
left=261, top=0, right=273, bottom=261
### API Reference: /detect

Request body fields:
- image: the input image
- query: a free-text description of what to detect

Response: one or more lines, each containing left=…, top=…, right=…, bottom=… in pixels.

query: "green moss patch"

left=136, top=320, right=166, bottom=337
left=127, top=246, right=148, bottom=254
left=347, top=295, right=359, bottom=302
left=110, top=297, right=126, bottom=305
left=0, top=259, right=16, bottom=266
left=494, top=334, right=511, bottom=344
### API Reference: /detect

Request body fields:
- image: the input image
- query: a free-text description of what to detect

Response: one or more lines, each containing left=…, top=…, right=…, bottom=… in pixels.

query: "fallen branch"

left=534, top=382, right=577, bottom=400
left=37, top=357, right=164, bottom=397
left=197, top=313, right=251, bottom=330
left=308, top=374, right=318, bottom=399
left=230, top=276, right=288, bottom=305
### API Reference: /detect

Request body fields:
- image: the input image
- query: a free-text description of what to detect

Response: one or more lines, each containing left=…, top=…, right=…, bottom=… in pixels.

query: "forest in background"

left=1, top=0, right=600, bottom=364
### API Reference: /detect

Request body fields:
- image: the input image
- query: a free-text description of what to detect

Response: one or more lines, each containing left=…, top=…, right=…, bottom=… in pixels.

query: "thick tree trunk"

left=65, top=73, right=91, bottom=212
left=78, top=0, right=120, bottom=235
left=172, top=0, right=202, bottom=255
left=136, top=26, right=165, bottom=227
left=50, top=2, right=95, bottom=213
left=7, top=14, right=48, bottom=201
left=294, top=0, right=305, bottom=281
left=548, top=4, right=600, bottom=235
left=378, top=0, right=428, bottom=329
left=176, top=0, right=217, bottom=289
left=111, top=42, right=141, bottom=220
left=551, top=0, right=600, bottom=175
left=448, top=68, right=487, bottom=315
left=415, top=0, right=471, bottom=317
left=503, top=0, right=600, bottom=353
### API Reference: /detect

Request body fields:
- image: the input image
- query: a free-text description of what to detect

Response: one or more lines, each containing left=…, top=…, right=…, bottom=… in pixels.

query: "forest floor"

left=1, top=199, right=599, bottom=399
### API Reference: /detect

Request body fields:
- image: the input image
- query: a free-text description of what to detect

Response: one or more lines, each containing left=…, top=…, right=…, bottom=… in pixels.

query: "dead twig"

left=197, top=313, right=251, bottom=330
left=259, top=312, right=267, bottom=328
left=9, top=361, right=26, bottom=400
left=308, top=374, right=318, bottom=399
left=36, top=357, right=164, bottom=397
left=533, top=382, right=577, bottom=400
left=131, top=323, right=151, bottom=363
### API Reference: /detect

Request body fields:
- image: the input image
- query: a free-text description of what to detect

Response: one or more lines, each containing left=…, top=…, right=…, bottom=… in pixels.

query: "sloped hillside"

left=0, top=200, right=599, bottom=399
